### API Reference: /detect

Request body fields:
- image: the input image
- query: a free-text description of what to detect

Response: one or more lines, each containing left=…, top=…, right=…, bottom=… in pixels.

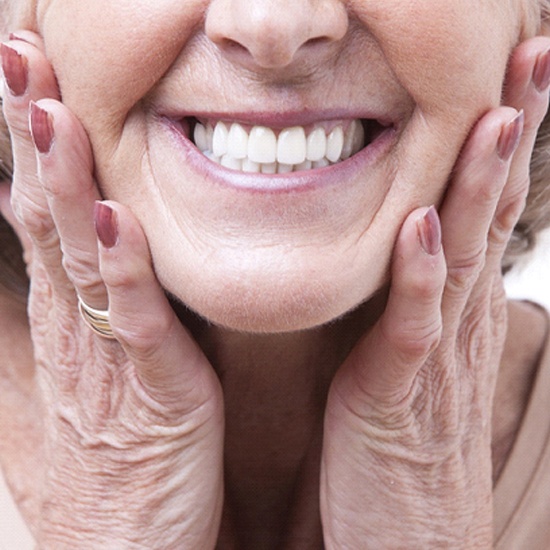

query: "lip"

left=159, top=112, right=398, bottom=193
left=159, top=108, right=396, bottom=129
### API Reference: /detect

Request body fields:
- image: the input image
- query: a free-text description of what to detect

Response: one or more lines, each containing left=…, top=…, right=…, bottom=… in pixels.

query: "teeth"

left=277, top=163, right=294, bottom=174
left=248, top=126, right=277, bottom=164
left=277, top=126, right=306, bottom=165
left=313, top=158, right=330, bottom=169
left=212, top=121, right=229, bottom=157
left=342, top=119, right=364, bottom=160
left=204, top=151, right=221, bottom=163
left=227, top=123, right=248, bottom=159
left=194, top=119, right=367, bottom=174
left=242, top=158, right=260, bottom=173
left=194, top=124, right=208, bottom=152
left=221, top=154, right=242, bottom=170
left=295, top=160, right=312, bottom=171
left=326, top=126, right=344, bottom=163
left=306, top=127, right=327, bottom=162
left=261, top=162, right=277, bottom=174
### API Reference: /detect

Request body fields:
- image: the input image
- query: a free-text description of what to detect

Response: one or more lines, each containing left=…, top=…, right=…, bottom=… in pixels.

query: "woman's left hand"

left=321, top=37, right=550, bottom=548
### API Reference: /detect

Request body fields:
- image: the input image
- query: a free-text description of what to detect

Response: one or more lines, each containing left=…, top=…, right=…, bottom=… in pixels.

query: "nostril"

left=304, top=37, right=330, bottom=48
left=221, top=38, right=249, bottom=56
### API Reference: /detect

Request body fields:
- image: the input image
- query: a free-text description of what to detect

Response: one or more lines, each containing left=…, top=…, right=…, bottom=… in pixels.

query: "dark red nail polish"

left=94, top=202, right=119, bottom=249
left=30, top=102, right=55, bottom=154
left=418, top=206, right=441, bottom=256
left=1, top=43, right=28, bottom=96
left=533, top=48, right=550, bottom=92
left=497, top=110, right=524, bottom=162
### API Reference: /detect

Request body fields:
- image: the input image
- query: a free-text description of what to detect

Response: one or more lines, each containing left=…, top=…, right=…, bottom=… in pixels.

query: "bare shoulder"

left=504, top=300, right=549, bottom=370
left=492, top=300, right=549, bottom=482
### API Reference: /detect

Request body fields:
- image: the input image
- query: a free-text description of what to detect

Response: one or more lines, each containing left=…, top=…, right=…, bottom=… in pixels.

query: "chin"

left=158, top=257, right=386, bottom=334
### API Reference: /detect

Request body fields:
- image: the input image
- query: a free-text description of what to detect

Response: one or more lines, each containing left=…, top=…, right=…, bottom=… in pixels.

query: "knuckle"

left=446, top=244, right=487, bottom=294
left=494, top=178, right=528, bottom=227
left=2, top=100, right=28, bottom=134
left=524, top=103, right=548, bottom=135
left=408, top=266, right=446, bottom=300
left=458, top=311, right=492, bottom=371
left=490, top=177, right=529, bottom=251
left=12, top=191, right=56, bottom=243
left=61, top=249, right=101, bottom=291
left=474, top=179, right=503, bottom=207
left=113, top=313, right=173, bottom=359
left=458, top=293, right=506, bottom=378
left=397, top=322, right=442, bottom=359
left=461, top=167, right=503, bottom=206
left=101, top=262, right=137, bottom=290
left=383, top=315, right=443, bottom=360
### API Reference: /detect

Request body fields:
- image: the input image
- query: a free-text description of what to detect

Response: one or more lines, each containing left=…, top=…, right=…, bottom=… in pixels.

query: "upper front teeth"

left=193, top=119, right=365, bottom=173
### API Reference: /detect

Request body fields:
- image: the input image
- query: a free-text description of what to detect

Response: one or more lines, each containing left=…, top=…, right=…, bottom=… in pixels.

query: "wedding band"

left=77, top=295, right=116, bottom=339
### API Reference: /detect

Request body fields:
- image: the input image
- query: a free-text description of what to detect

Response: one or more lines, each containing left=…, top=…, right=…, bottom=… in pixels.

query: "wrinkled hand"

left=1, top=32, right=223, bottom=549
left=321, top=37, right=550, bottom=548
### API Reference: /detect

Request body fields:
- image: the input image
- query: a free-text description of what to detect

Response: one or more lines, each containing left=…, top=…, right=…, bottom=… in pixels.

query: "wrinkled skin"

left=28, top=0, right=533, bottom=331
left=0, top=0, right=550, bottom=547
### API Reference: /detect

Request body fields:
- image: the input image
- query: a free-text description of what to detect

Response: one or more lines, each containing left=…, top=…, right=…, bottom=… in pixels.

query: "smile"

left=188, top=117, right=390, bottom=174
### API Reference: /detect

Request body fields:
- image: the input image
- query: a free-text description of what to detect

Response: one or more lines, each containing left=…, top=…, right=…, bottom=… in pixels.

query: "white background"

left=505, top=228, right=550, bottom=310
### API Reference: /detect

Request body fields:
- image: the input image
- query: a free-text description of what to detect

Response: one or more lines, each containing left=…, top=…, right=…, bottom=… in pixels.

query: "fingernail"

left=417, top=206, right=441, bottom=256
left=532, top=48, right=550, bottom=92
left=30, top=102, right=55, bottom=154
left=0, top=43, right=28, bottom=96
left=94, top=202, right=119, bottom=249
left=8, top=33, right=33, bottom=45
left=497, top=110, right=524, bottom=161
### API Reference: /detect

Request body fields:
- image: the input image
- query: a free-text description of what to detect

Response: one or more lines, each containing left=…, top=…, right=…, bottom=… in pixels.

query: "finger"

left=95, top=201, right=220, bottom=411
left=503, top=37, right=550, bottom=123
left=491, top=38, right=550, bottom=264
left=7, top=31, right=45, bottom=50
left=439, top=107, right=522, bottom=327
left=30, top=99, right=106, bottom=309
left=338, top=206, right=446, bottom=406
left=1, top=36, right=62, bottom=278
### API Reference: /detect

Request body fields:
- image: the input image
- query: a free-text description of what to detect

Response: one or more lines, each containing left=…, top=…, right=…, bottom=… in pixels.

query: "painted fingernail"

left=497, top=110, right=524, bottom=162
left=532, top=48, right=550, bottom=92
left=8, top=33, right=33, bottom=45
left=94, top=202, right=119, bottom=249
left=0, top=43, right=28, bottom=96
left=30, top=102, right=55, bottom=154
left=417, top=206, right=441, bottom=256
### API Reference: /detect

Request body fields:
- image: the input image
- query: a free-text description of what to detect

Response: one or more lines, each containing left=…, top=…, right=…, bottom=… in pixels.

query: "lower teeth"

left=204, top=152, right=335, bottom=173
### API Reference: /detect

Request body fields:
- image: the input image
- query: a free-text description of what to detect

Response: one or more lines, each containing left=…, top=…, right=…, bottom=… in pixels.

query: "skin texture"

left=23, top=0, right=526, bottom=332
left=0, top=0, right=549, bottom=548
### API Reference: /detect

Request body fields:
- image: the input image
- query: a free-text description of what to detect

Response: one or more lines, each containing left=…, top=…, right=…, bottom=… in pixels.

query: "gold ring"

left=78, top=295, right=116, bottom=339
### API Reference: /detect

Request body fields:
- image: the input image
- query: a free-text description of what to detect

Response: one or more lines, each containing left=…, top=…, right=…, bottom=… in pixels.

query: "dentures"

left=192, top=119, right=367, bottom=174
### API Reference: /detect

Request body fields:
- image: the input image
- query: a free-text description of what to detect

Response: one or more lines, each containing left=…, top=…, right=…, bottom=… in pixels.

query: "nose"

left=205, top=0, right=349, bottom=70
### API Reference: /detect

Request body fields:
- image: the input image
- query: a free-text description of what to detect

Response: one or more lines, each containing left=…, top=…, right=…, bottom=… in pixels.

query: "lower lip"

left=161, top=117, right=397, bottom=194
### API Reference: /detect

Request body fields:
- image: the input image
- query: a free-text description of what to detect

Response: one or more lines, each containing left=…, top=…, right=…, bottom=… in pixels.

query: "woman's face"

left=29, top=0, right=532, bottom=331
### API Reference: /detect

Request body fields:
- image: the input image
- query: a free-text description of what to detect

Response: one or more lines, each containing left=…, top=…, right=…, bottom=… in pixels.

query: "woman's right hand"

left=1, top=32, right=224, bottom=549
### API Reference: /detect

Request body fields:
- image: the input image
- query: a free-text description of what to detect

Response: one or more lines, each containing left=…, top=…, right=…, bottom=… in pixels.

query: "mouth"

left=180, top=116, right=392, bottom=174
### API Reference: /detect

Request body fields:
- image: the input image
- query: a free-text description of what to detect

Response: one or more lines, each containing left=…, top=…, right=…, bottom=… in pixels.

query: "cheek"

left=39, top=1, right=205, bottom=128
left=352, top=0, right=518, bottom=116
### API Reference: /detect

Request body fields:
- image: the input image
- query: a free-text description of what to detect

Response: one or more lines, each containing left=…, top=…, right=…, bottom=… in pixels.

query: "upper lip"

left=156, top=108, right=398, bottom=130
